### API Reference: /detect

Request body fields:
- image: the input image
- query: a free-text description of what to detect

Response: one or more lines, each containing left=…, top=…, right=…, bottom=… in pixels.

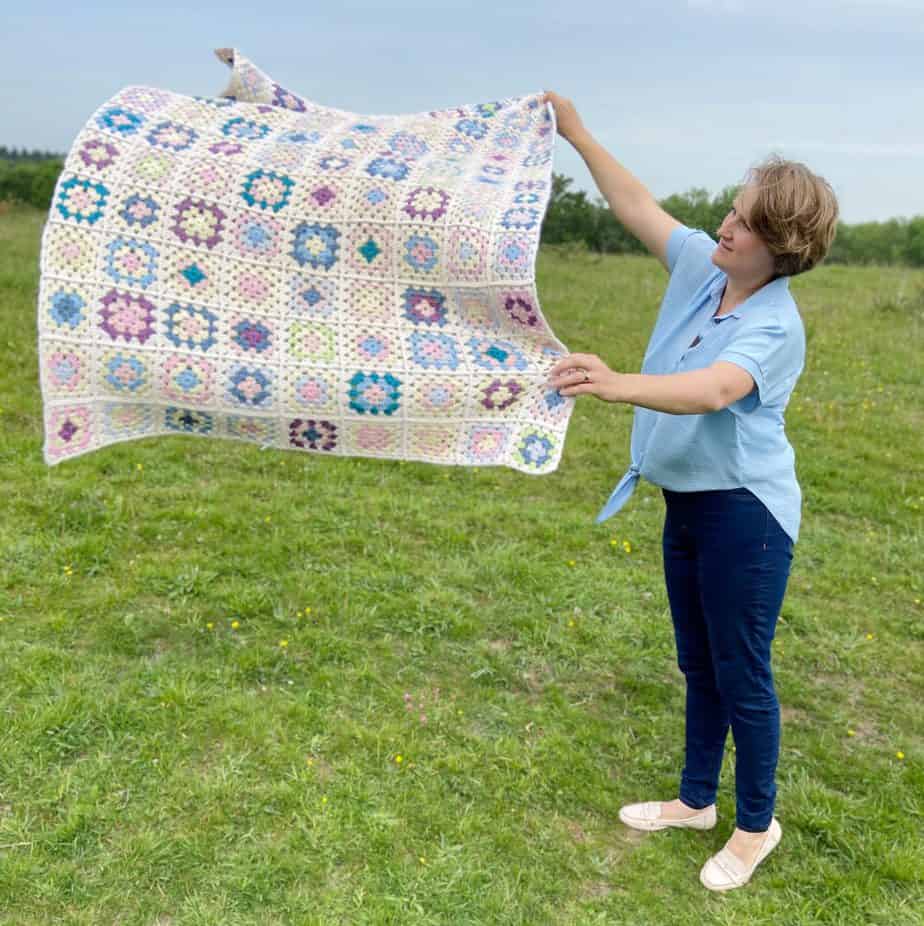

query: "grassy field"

left=1, top=200, right=922, bottom=924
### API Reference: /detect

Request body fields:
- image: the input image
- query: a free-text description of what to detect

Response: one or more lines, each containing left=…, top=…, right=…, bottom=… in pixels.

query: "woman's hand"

left=540, top=90, right=588, bottom=145
left=548, top=355, right=749, bottom=414
left=545, top=353, right=626, bottom=403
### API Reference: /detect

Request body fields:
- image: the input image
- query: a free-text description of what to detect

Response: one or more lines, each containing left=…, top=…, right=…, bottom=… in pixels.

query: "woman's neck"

left=718, top=273, right=774, bottom=315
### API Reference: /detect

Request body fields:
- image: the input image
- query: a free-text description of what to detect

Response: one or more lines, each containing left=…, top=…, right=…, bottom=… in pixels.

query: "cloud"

left=768, top=141, right=924, bottom=157
left=685, top=0, right=924, bottom=23
left=688, top=0, right=922, bottom=9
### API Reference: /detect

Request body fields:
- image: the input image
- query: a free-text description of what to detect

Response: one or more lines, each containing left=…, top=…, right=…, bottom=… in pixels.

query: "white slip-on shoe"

left=618, top=800, right=717, bottom=832
left=699, top=817, right=782, bottom=891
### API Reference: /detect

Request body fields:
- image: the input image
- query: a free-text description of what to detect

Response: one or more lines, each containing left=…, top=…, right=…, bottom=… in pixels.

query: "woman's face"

left=712, top=183, right=776, bottom=284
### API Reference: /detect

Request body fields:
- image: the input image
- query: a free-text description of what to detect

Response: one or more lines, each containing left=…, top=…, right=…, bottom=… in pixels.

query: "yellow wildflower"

left=231, top=620, right=240, bottom=630
left=279, top=639, right=288, bottom=648
left=396, top=754, right=403, bottom=764
left=896, top=751, right=905, bottom=760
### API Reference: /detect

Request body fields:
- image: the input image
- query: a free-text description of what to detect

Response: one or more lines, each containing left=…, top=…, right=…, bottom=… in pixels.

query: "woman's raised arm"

left=542, top=91, right=682, bottom=272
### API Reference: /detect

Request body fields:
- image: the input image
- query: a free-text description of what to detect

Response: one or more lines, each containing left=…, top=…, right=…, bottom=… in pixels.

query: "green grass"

left=1, top=201, right=923, bottom=924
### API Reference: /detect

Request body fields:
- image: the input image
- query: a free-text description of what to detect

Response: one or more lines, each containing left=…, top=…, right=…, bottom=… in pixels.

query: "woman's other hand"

left=540, top=90, right=588, bottom=145
left=547, top=353, right=752, bottom=415
left=545, top=352, right=625, bottom=403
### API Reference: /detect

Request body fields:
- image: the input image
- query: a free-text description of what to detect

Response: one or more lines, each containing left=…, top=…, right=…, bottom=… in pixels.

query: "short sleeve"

left=666, top=225, right=721, bottom=295
left=716, top=316, right=804, bottom=413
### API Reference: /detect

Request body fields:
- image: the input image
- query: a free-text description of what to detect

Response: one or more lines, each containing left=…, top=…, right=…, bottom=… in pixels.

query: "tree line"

left=0, top=145, right=66, bottom=162
left=1, top=156, right=922, bottom=267
left=541, top=174, right=924, bottom=268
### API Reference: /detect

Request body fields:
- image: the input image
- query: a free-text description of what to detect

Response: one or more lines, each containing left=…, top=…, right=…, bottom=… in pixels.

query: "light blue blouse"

left=596, top=224, right=806, bottom=543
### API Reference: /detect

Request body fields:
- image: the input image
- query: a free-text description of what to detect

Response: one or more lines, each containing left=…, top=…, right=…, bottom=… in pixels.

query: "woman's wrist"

left=601, top=371, right=629, bottom=404
left=568, top=127, right=595, bottom=152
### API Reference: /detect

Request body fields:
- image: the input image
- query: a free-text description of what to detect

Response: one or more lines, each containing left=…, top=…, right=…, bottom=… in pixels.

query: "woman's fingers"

left=550, top=370, right=589, bottom=388
left=542, top=91, right=584, bottom=139
left=547, top=352, right=598, bottom=377
left=546, top=363, right=598, bottom=389
left=546, top=363, right=582, bottom=383
left=559, top=381, right=595, bottom=397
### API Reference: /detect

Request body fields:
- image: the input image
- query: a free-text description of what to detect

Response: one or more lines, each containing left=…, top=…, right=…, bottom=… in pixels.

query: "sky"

left=2, top=0, right=922, bottom=223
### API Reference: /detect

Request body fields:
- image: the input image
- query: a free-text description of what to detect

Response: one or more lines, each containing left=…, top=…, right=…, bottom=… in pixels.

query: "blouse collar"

left=707, top=272, right=791, bottom=320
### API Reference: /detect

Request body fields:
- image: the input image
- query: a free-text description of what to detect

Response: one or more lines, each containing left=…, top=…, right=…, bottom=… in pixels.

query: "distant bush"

left=0, top=159, right=63, bottom=211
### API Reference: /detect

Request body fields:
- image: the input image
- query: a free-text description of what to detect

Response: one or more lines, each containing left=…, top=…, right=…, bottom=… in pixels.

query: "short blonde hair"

left=743, top=154, right=840, bottom=278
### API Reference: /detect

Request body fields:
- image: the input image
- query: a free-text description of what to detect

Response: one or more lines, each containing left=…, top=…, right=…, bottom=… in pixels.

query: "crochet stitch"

left=37, top=48, right=574, bottom=473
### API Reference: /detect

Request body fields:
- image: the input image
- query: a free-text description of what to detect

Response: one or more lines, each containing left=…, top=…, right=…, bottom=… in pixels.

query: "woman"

left=541, top=90, right=838, bottom=892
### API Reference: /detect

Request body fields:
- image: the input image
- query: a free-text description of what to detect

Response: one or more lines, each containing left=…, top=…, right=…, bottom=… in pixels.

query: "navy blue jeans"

left=661, top=486, right=794, bottom=832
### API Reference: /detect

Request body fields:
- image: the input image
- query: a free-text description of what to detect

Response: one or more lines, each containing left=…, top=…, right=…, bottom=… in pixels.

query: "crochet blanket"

left=37, top=48, right=575, bottom=473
